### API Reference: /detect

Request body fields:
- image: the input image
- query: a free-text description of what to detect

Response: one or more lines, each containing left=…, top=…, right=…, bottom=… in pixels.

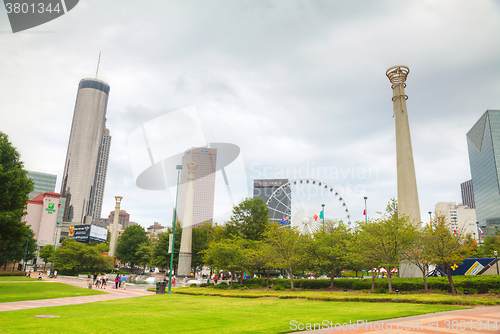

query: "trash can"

left=156, top=281, right=166, bottom=294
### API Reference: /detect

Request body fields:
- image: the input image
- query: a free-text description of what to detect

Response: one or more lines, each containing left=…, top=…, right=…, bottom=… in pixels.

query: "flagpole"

left=322, top=204, right=325, bottom=228
left=364, top=197, right=367, bottom=223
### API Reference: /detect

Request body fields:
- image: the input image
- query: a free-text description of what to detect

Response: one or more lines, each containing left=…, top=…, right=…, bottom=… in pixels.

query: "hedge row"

left=0, top=270, right=26, bottom=276
left=242, top=276, right=500, bottom=293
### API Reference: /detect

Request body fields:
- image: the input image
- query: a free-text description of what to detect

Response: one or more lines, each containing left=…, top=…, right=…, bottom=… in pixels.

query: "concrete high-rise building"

left=108, top=209, right=131, bottom=228
left=89, top=125, right=111, bottom=224
left=460, top=179, right=475, bottom=209
left=386, top=65, right=421, bottom=226
left=467, top=110, right=500, bottom=232
left=253, top=179, right=290, bottom=224
left=60, top=78, right=110, bottom=224
left=434, top=202, right=477, bottom=240
left=177, top=147, right=216, bottom=228
left=27, top=171, right=66, bottom=226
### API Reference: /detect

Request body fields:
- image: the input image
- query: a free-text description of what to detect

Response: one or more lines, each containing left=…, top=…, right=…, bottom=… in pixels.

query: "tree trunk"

left=330, top=271, right=334, bottom=288
left=289, top=266, right=294, bottom=289
left=445, top=265, right=457, bottom=295
left=355, top=270, right=358, bottom=277
left=423, top=273, right=428, bottom=291
left=266, top=267, right=270, bottom=289
left=371, top=271, right=375, bottom=290
left=387, top=269, right=393, bottom=292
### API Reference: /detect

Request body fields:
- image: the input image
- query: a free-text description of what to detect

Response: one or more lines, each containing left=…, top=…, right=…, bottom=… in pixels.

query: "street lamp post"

left=321, top=204, right=325, bottom=228
left=428, top=212, right=432, bottom=228
left=364, top=197, right=367, bottom=223
left=494, top=251, right=499, bottom=275
left=22, top=227, right=31, bottom=272
left=168, top=164, right=182, bottom=294
left=49, top=222, right=61, bottom=275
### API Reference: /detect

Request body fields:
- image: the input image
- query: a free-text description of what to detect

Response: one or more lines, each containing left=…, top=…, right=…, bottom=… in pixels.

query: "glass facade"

left=467, top=110, right=500, bottom=227
left=61, top=78, right=110, bottom=224
left=90, top=126, right=111, bottom=224
left=253, top=179, right=290, bottom=224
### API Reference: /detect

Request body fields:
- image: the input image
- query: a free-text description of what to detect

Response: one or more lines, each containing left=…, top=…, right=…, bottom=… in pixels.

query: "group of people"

left=92, top=272, right=109, bottom=289
left=27, top=270, right=57, bottom=280
left=113, top=274, right=127, bottom=289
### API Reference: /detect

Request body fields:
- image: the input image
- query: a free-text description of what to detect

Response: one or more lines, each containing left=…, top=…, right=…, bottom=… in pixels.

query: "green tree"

left=54, top=239, right=87, bottom=271
left=39, top=244, right=54, bottom=264
left=311, top=221, right=352, bottom=288
left=202, top=238, right=250, bottom=287
left=135, top=241, right=153, bottom=272
left=192, top=222, right=219, bottom=269
left=402, top=228, right=432, bottom=291
left=424, top=214, right=475, bottom=295
left=152, top=222, right=181, bottom=270
left=357, top=199, right=417, bottom=292
left=475, top=234, right=500, bottom=258
left=0, top=132, right=34, bottom=268
left=116, top=225, right=149, bottom=271
left=265, top=224, right=311, bottom=289
left=248, top=240, right=275, bottom=288
left=224, top=197, right=269, bottom=241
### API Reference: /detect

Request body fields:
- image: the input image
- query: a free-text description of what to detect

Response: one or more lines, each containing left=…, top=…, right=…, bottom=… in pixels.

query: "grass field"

left=0, top=282, right=108, bottom=303
left=0, top=293, right=466, bottom=334
left=174, top=287, right=500, bottom=306
left=0, top=277, right=38, bottom=281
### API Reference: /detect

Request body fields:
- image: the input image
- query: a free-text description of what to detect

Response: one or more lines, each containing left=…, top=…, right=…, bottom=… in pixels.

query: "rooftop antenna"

left=95, top=51, right=101, bottom=79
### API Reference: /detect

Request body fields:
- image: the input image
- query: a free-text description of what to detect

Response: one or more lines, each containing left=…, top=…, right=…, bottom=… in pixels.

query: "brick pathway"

left=294, top=306, right=500, bottom=333
left=0, top=275, right=155, bottom=312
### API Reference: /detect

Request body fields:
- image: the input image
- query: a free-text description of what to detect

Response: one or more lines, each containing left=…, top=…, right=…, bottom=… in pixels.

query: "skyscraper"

left=61, top=78, right=110, bottom=224
left=460, top=179, right=475, bottom=209
left=176, top=147, right=216, bottom=228
left=466, top=110, right=500, bottom=229
left=89, top=125, right=111, bottom=224
left=253, top=179, right=290, bottom=224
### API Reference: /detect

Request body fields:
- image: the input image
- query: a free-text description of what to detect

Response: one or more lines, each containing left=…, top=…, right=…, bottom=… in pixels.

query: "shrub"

left=0, top=270, right=26, bottom=276
left=273, top=284, right=286, bottom=291
left=190, top=283, right=198, bottom=288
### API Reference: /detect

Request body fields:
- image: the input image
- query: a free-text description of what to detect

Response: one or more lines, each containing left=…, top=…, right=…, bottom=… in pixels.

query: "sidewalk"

left=294, top=306, right=500, bottom=334
left=0, top=275, right=155, bottom=312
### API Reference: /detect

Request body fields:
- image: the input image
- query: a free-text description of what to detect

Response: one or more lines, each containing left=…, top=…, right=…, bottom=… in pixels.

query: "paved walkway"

left=295, top=306, right=500, bottom=333
left=0, top=275, right=155, bottom=312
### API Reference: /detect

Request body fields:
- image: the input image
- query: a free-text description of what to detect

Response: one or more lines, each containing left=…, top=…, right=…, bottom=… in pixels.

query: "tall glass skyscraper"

left=466, top=110, right=500, bottom=228
left=253, top=179, right=290, bottom=224
left=89, top=125, right=111, bottom=224
left=61, top=78, right=110, bottom=224
left=177, top=147, right=217, bottom=228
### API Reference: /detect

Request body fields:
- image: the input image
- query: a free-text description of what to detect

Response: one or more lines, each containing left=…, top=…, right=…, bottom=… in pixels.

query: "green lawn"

left=0, top=277, right=38, bottom=281
left=0, top=293, right=466, bottom=334
left=0, top=282, right=108, bottom=303
left=174, top=287, right=500, bottom=306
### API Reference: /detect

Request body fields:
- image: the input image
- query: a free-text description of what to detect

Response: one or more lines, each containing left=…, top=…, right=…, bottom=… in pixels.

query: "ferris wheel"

left=266, top=179, right=351, bottom=234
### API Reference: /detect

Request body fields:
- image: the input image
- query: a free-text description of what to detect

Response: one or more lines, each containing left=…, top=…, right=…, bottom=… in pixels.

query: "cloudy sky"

left=1, top=0, right=500, bottom=229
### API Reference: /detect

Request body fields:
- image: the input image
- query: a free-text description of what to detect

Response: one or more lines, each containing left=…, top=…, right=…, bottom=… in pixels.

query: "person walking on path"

left=54, top=270, right=57, bottom=279
left=121, top=275, right=127, bottom=290
left=37, top=271, right=42, bottom=281
left=93, top=272, right=97, bottom=285
left=114, top=275, right=119, bottom=289
left=26, top=270, right=31, bottom=278
left=96, top=274, right=101, bottom=288
left=118, top=274, right=122, bottom=288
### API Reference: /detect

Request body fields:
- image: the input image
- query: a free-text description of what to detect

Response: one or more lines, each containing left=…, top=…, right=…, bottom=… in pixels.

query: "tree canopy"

left=224, top=197, right=270, bottom=241
left=116, top=224, right=149, bottom=270
left=0, top=132, right=34, bottom=268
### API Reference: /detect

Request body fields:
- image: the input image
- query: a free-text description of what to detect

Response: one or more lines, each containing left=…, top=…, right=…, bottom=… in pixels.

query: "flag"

left=319, top=210, right=324, bottom=220
left=478, top=227, right=485, bottom=235
left=313, top=214, right=318, bottom=221
left=363, top=209, right=366, bottom=216
left=279, top=217, right=289, bottom=225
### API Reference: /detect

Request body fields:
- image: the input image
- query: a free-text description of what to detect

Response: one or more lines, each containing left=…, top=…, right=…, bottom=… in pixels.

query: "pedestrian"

left=118, top=274, right=121, bottom=288
left=54, top=270, right=57, bottom=279
left=93, top=272, right=97, bottom=285
left=96, top=273, right=101, bottom=288
left=26, top=270, right=31, bottom=278
left=214, top=274, right=218, bottom=285
left=104, top=273, right=109, bottom=289
left=172, top=276, right=176, bottom=286
left=121, top=275, right=127, bottom=289
left=207, top=276, right=210, bottom=284
left=114, top=275, right=119, bottom=289
left=37, top=271, right=42, bottom=281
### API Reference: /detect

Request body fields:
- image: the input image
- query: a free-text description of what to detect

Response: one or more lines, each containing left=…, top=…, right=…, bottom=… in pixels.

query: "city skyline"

left=2, top=1, right=500, bottom=229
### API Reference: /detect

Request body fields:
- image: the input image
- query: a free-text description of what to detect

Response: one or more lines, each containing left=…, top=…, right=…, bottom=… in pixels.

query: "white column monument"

left=386, top=65, right=421, bottom=225
left=108, top=196, right=123, bottom=257
left=177, top=162, right=198, bottom=280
